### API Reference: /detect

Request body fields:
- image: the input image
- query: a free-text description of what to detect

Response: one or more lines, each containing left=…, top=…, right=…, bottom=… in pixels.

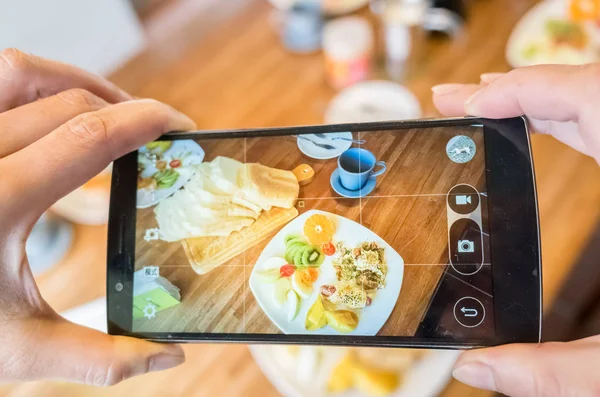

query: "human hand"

left=0, top=49, right=196, bottom=386
left=432, top=64, right=600, bottom=165
left=432, top=64, right=600, bottom=396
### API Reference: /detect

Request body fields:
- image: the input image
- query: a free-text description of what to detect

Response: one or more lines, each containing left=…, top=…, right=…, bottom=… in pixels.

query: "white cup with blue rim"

left=337, top=148, right=386, bottom=191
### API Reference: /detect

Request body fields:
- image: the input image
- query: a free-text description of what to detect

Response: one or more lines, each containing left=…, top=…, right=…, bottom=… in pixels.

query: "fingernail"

left=179, top=112, right=197, bottom=130
left=169, top=108, right=197, bottom=131
left=480, top=73, right=505, bottom=84
left=464, top=89, right=485, bottom=115
left=452, top=362, right=497, bottom=391
left=431, top=84, right=464, bottom=95
left=149, top=353, right=185, bottom=372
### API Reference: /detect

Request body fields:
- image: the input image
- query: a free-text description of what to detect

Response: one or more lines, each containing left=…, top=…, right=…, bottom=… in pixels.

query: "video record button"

left=453, top=296, right=485, bottom=328
left=447, top=184, right=479, bottom=215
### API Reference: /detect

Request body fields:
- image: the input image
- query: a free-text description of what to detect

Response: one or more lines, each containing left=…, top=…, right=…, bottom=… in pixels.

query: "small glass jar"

left=323, top=17, right=374, bottom=90
left=381, top=0, right=429, bottom=81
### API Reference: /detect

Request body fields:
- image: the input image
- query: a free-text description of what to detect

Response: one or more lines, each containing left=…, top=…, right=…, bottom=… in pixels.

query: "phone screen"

left=131, top=125, right=494, bottom=340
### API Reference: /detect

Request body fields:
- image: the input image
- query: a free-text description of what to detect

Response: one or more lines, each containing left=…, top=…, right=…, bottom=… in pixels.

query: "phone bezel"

left=107, top=116, right=542, bottom=348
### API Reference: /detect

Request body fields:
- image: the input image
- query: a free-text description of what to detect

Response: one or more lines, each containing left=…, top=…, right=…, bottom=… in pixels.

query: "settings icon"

left=143, top=303, right=157, bottom=319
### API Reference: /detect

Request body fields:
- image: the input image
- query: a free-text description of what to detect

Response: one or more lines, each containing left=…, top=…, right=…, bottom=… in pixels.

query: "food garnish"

left=322, top=241, right=336, bottom=256
left=292, top=268, right=318, bottom=299
left=154, top=169, right=180, bottom=189
left=138, top=176, right=158, bottom=190
left=320, top=284, right=336, bottom=297
left=256, top=267, right=281, bottom=283
left=303, top=214, right=336, bottom=245
left=324, top=310, right=359, bottom=333
left=284, top=235, right=325, bottom=267
left=156, top=160, right=167, bottom=171
left=280, top=264, right=296, bottom=278
left=145, top=141, right=172, bottom=154
left=273, top=277, right=292, bottom=306
left=329, top=283, right=370, bottom=309
left=305, top=295, right=327, bottom=331
left=285, top=290, right=300, bottom=322
left=333, top=242, right=387, bottom=291
left=169, top=159, right=181, bottom=168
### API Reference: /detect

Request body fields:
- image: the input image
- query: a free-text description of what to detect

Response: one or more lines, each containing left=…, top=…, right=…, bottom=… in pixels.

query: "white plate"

left=136, top=140, right=205, bottom=209
left=506, top=0, right=600, bottom=67
left=249, top=209, right=404, bottom=335
left=297, top=132, right=353, bottom=160
left=325, top=81, right=421, bottom=124
left=250, top=345, right=460, bottom=397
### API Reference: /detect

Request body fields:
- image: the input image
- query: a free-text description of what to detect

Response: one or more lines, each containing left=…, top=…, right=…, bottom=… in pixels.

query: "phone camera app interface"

left=132, top=126, right=493, bottom=340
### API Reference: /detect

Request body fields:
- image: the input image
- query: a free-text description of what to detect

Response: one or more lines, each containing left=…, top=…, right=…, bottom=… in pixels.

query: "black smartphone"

left=107, top=117, right=541, bottom=349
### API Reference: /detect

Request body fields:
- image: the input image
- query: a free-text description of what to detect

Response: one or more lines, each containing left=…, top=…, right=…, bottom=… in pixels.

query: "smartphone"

left=107, top=117, right=541, bottom=349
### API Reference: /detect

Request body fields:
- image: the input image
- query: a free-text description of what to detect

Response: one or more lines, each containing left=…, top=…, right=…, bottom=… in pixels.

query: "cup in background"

left=271, top=1, right=324, bottom=53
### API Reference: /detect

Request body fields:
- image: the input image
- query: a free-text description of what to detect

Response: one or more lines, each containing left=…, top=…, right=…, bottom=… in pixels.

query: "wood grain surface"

left=133, top=127, right=485, bottom=335
left=2, top=0, right=600, bottom=396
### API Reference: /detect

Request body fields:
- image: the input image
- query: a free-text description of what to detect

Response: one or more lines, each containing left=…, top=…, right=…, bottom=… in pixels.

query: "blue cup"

left=337, top=148, right=386, bottom=191
left=272, top=2, right=323, bottom=53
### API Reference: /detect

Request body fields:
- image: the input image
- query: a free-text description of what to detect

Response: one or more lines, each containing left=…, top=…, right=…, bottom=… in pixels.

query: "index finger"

left=432, top=64, right=600, bottom=162
left=0, top=48, right=132, bottom=111
left=1, top=99, right=196, bottom=224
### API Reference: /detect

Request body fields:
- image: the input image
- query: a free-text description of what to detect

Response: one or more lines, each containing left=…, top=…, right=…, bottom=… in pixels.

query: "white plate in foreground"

left=250, top=345, right=460, bottom=397
left=249, top=209, right=404, bottom=335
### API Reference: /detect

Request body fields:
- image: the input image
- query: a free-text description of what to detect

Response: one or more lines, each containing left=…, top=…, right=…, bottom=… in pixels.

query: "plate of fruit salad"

left=136, top=139, right=205, bottom=208
left=249, top=210, right=404, bottom=335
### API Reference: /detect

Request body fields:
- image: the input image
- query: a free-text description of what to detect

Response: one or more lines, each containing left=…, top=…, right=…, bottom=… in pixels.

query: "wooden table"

left=2, top=0, right=600, bottom=396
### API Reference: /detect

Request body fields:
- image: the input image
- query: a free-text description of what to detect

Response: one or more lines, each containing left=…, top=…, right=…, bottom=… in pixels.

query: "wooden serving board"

left=183, top=206, right=299, bottom=274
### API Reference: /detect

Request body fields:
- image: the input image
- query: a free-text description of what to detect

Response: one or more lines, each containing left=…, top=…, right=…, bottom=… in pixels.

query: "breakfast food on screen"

left=291, top=163, right=315, bottom=186
left=136, top=140, right=206, bottom=209
left=146, top=154, right=300, bottom=274
left=183, top=207, right=298, bottom=274
left=155, top=156, right=299, bottom=241
left=252, top=211, right=392, bottom=334
left=304, top=241, right=388, bottom=333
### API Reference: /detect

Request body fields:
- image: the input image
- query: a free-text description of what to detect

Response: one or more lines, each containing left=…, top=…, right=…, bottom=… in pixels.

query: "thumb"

left=452, top=336, right=600, bottom=397
left=7, top=316, right=185, bottom=386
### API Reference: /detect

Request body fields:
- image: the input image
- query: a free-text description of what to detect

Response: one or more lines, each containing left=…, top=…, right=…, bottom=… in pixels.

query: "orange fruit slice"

left=304, top=214, right=335, bottom=245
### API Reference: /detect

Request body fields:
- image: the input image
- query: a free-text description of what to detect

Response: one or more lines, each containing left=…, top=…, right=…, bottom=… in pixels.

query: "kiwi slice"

left=286, top=242, right=305, bottom=260
left=301, top=247, right=322, bottom=266
left=285, top=235, right=304, bottom=245
left=294, top=249, right=304, bottom=266
left=315, top=251, right=325, bottom=266
left=305, top=247, right=325, bottom=267
left=284, top=250, right=294, bottom=264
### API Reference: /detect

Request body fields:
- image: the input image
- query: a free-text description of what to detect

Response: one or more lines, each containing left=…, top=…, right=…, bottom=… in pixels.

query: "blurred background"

left=1, top=0, right=600, bottom=396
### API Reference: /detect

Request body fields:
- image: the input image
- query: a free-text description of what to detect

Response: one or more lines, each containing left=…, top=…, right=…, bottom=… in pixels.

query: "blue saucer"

left=330, top=169, right=377, bottom=198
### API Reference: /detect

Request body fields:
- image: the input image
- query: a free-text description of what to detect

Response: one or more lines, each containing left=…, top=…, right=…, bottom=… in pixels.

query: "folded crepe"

left=155, top=156, right=299, bottom=242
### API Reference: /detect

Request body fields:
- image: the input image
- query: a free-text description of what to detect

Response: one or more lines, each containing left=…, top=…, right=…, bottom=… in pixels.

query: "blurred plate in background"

left=250, top=344, right=460, bottom=397
left=325, top=81, right=422, bottom=124
left=506, top=0, right=600, bottom=67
